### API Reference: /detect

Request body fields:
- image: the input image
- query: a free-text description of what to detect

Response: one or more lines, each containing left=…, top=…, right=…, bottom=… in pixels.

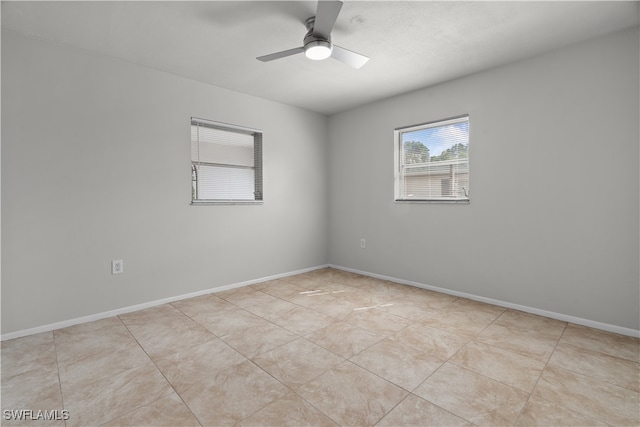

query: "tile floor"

left=2, top=268, right=639, bottom=426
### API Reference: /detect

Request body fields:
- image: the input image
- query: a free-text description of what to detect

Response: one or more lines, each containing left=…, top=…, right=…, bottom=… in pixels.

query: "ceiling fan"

left=257, top=0, right=369, bottom=69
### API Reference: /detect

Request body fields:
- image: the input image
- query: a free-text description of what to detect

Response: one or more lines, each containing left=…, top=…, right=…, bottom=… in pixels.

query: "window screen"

left=191, top=118, right=263, bottom=203
left=395, top=115, right=469, bottom=202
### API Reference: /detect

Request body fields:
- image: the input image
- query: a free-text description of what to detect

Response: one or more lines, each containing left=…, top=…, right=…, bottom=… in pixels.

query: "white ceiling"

left=2, top=1, right=638, bottom=115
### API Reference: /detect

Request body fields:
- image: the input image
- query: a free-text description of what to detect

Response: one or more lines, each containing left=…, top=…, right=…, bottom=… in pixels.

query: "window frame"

left=394, top=115, right=470, bottom=204
left=190, top=117, right=263, bottom=205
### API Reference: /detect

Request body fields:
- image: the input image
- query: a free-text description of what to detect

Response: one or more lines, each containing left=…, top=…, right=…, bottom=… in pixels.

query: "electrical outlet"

left=360, top=238, right=366, bottom=248
left=112, top=260, right=124, bottom=274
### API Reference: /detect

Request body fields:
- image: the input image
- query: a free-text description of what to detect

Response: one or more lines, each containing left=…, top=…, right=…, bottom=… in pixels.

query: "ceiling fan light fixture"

left=304, top=40, right=333, bottom=60
left=257, top=0, right=369, bottom=68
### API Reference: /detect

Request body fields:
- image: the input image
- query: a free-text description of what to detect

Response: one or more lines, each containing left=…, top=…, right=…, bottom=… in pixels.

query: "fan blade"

left=331, top=45, right=369, bottom=69
left=257, top=47, right=304, bottom=62
left=313, top=0, right=343, bottom=39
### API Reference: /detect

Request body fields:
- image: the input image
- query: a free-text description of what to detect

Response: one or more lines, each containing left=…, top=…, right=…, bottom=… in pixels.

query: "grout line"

left=50, top=331, right=68, bottom=427
left=218, top=273, right=413, bottom=425
left=232, top=358, right=297, bottom=424
left=290, top=388, right=344, bottom=427
left=116, top=317, right=206, bottom=427
left=511, top=320, right=569, bottom=426
left=546, top=326, right=640, bottom=393
left=371, top=392, right=410, bottom=426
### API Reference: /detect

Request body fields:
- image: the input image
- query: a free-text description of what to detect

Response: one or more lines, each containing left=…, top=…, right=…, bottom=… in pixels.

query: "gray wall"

left=328, top=28, right=639, bottom=331
left=1, top=31, right=329, bottom=334
left=3, top=27, right=639, bottom=336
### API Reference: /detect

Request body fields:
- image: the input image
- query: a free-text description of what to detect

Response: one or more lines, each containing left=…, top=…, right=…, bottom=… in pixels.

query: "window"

left=191, top=118, right=263, bottom=204
left=394, top=115, right=469, bottom=202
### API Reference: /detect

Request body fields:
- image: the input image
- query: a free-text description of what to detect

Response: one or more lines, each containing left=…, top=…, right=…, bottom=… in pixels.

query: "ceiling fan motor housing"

left=303, top=17, right=333, bottom=59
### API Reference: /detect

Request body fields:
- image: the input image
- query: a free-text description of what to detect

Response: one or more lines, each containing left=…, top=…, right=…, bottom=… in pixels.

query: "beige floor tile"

left=312, top=297, right=364, bottom=320
left=477, top=322, right=560, bottom=362
left=296, top=361, right=408, bottom=426
left=53, top=317, right=134, bottom=363
left=307, top=268, right=360, bottom=282
left=389, top=324, right=470, bottom=359
left=306, top=321, right=385, bottom=358
left=549, top=342, right=640, bottom=392
left=376, top=394, right=471, bottom=427
left=215, top=286, right=276, bottom=307
left=495, top=309, right=567, bottom=336
left=253, top=338, right=344, bottom=387
left=179, top=359, right=289, bottom=426
left=154, top=338, right=247, bottom=393
left=1, top=367, right=64, bottom=427
left=473, top=309, right=566, bottom=363
left=1, top=365, right=63, bottom=417
left=282, top=273, right=326, bottom=289
left=311, top=281, right=361, bottom=294
left=350, top=338, right=443, bottom=391
left=238, top=392, right=338, bottom=427
left=346, top=281, right=406, bottom=302
left=343, top=308, right=411, bottom=335
left=340, top=289, right=397, bottom=308
left=532, top=366, right=640, bottom=426
left=127, top=320, right=215, bottom=361
left=1, top=332, right=57, bottom=379
left=420, top=299, right=505, bottom=337
left=242, top=297, right=300, bottom=319
left=342, top=275, right=389, bottom=291
left=58, top=338, right=150, bottom=389
left=171, top=293, right=236, bottom=318
left=3, top=268, right=638, bottom=427
left=515, top=395, right=607, bottom=426
left=561, top=323, right=640, bottom=362
left=120, top=305, right=215, bottom=360
left=376, top=299, right=433, bottom=321
left=284, top=290, right=340, bottom=309
left=220, top=320, right=298, bottom=358
left=414, top=363, right=529, bottom=426
left=189, top=306, right=269, bottom=337
left=250, top=277, right=291, bottom=290
left=226, top=289, right=283, bottom=308
left=268, top=305, right=338, bottom=335
left=255, top=280, right=308, bottom=299
left=399, top=286, right=458, bottom=308
left=62, top=361, right=174, bottom=427
left=100, top=393, right=201, bottom=426
left=311, top=285, right=357, bottom=295
left=0, top=411, right=66, bottom=427
left=117, top=304, right=177, bottom=324
left=449, top=340, right=545, bottom=392
left=447, top=297, right=505, bottom=315
left=380, top=280, right=418, bottom=294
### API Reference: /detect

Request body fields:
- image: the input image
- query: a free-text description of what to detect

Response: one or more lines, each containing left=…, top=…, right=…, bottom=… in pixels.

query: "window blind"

left=395, top=115, right=469, bottom=202
left=191, top=118, right=263, bottom=203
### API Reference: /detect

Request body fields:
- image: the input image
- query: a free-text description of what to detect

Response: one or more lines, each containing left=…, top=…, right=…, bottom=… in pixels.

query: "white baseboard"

left=0, top=264, right=329, bottom=341
left=329, top=264, right=640, bottom=338
left=5, top=263, right=637, bottom=340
